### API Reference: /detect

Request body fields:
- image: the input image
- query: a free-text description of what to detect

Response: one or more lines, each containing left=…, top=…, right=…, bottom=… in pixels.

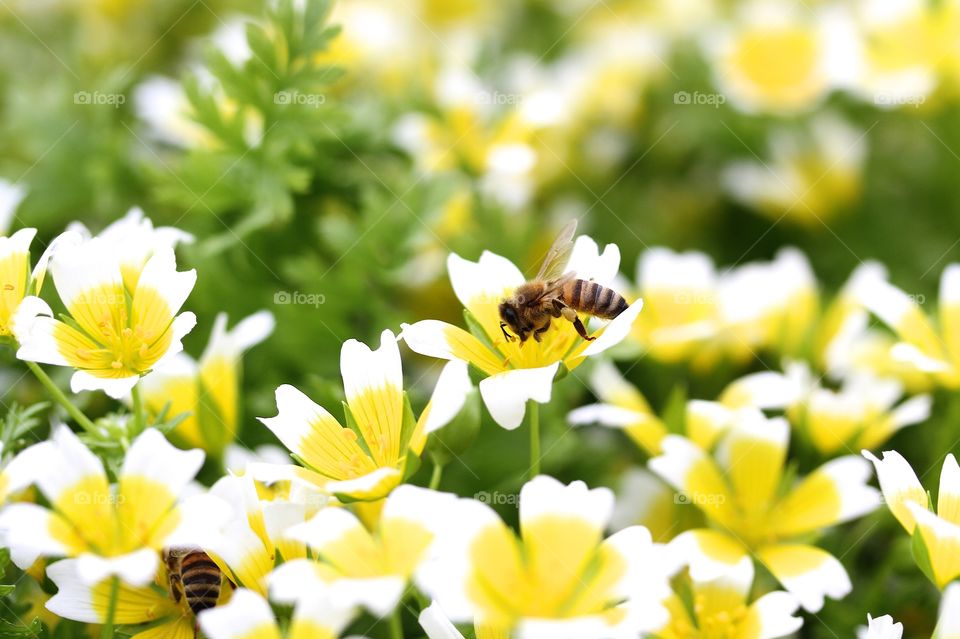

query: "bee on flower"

left=258, top=328, right=473, bottom=501
left=140, top=310, right=274, bottom=456
left=417, top=475, right=673, bottom=638
left=45, top=554, right=229, bottom=638
left=650, top=408, right=879, bottom=611
left=402, top=221, right=642, bottom=430
left=13, top=228, right=198, bottom=399
left=0, top=427, right=204, bottom=585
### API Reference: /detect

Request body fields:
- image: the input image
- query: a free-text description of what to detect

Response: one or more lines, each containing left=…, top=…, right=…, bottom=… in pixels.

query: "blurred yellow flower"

left=722, top=115, right=867, bottom=227
left=711, top=5, right=834, bottom=114
left=200, top=588, right=356, bottom=639
left=141, top=311, right=274, bottom=456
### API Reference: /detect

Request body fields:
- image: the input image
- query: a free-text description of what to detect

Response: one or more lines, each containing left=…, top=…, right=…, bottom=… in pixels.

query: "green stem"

left=428, top=461, right=444, bottom=490
left=25, top=361, right=97, bottom=435
left=130, top=383, right=145, bottom=435
left=389, top=608, right=404, bottom=639
left=529, top=400, right=540, bottom=479
left=101, top=576, right=119, bottom=639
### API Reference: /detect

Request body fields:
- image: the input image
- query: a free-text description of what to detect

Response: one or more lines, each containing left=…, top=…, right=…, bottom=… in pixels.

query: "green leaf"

left=911, top=526, right=937, bottom=586
left=661, top=385, right=688, bottom=436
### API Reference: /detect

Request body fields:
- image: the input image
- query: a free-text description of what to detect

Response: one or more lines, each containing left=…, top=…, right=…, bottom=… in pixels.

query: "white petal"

left=862, top=449, right=926, bottom=531
left=568, top=404, right=647, bottom=428
left=400, top=320, right=462, bottom=362
left=889, top=342, right=951, bottom=372
left=0, top=503, right=73, bottom=564
left=340, top=328, right=402, bottom=406
left=479, top=363, right=559, bottom=430
left=269, top=559, right=406, bottom=617
left=935, top=582, right=960, bottom=639
left=36, top=426, right=106, bottom=503
left=610, top=468, right=674, bottom=532
left=199, top=588, right=276, bottom=639
left=580, top=300, right=643, bottom=357
left=259, top=384, right=339, bottom=456
left=200, top=310, right=274, bottom=363
left=135, top=247, right=196, bottom=314
left=50, top=237, right=123, bottom=310
left=566, top=235, right=621, bottom=286
left=383, top=485, right=458, bottom=536
left=424, top=360, right=473, bottom=434
left=70, top=371, right=140, bottom=400
left=864, top=614, right=904, bottom=639
left=752, top=592, right=804, bottom=639
left=285, top=505, right=364, bottom=551
left=147, top=311, right=198, bottom=373
left=890, top=394, right=932, bottom=428
left=419, top=602, right=465, bottom=639
left=75, top=548, right=158, bottom=587
left=121, top=428, right=204, bottom=498
left=12, top=296, right=68, bottom=366
left=815, top=456, right=882, bottom=522
left=325, top=467, right=402, bottom=499
left=45, top=559, right=99, bottom=623
left=520, top=475, right=613, bottom=532
left=0, top=181, right=26, bottom=235
left=1, top=440, right=52, bottom=497
left=941, top=264, right=960, bottom=306
left=638, top=247, right=717, bottom=291
left=447, top=251, right=524, bottom=309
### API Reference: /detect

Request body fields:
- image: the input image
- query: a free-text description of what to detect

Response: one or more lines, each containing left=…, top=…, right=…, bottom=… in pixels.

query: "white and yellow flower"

left=789, top=371, right=931, bottom=455
left=68, top=206, right=194, bottom=291
left=0, top=426, right=204, bottom=585
left=0, top=227, right=75, bottom=338
left=864, top=449, right=960, bottom=589
left=629, top=247, right=721, bottom=364
left=708, top=3, right=836, bottom=114
left=656, top=556, right=803, bottom=639
left=270, top=485, right=456, bottom=617
left=45, top=557, right=204, bottom=639
left=854, top=263, right=960, bottom=389
left=259, top=329, right=471, bottom=501
left=418, top=475, right=672, bottom=638
left=851, top=0, right=960, bottom=108
left=141, top=311, right=274, bottom=455
left=183, top=472, right=317, bottom=596
left=722, top=115, right=867, bottom=227
left=14, top=235, right=197, bottom=399
left=199, top=587, right=356, bottom=639
left=402, top=231, right=642, bottom=429
left=650, top=409, right=879, bottom=611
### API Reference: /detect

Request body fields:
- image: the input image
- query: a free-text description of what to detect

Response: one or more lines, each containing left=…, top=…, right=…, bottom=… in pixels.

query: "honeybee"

left=164, top=546, right=225, bottom=617
left=499, top=220, right=629, bottom=343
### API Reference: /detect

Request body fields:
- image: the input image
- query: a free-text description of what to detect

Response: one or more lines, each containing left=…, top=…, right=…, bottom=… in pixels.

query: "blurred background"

left=1, top=0, right=958, bottom=634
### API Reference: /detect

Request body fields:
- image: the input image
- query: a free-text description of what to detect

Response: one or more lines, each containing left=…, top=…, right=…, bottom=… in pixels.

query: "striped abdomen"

left=562, top=279, right=628, bottom=319
left=180, top=551, right=222, bottom=615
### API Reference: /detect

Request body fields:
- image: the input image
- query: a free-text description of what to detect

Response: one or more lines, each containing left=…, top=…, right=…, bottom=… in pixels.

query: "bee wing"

left=540, top=271, right=576, bottom=304
left=534, top=219, right=577, bottom=281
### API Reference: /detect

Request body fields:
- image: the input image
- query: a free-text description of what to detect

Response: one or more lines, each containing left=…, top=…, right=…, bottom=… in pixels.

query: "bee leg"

left=571, top=315, right=595, bottom=341
left=534, top=320, right=551, bottom=342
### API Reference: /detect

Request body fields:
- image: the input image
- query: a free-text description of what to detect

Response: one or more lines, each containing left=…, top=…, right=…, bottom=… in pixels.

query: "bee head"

left=498, top=302, right=520, bottom=342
